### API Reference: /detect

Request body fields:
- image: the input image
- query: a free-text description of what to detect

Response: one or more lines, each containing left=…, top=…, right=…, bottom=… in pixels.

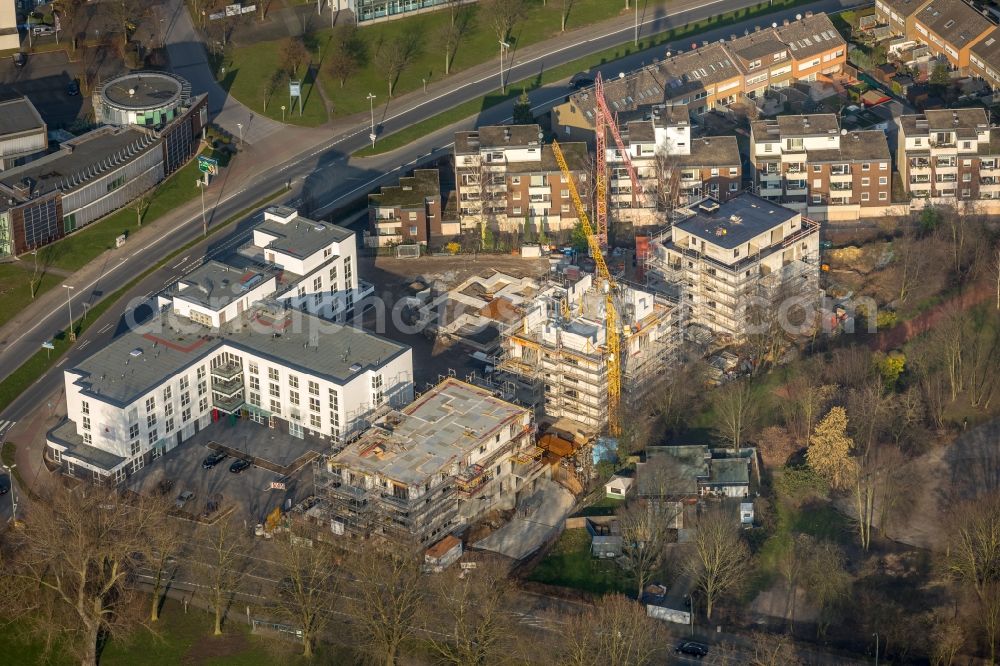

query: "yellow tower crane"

left=551, top=140, right=621, bottom=436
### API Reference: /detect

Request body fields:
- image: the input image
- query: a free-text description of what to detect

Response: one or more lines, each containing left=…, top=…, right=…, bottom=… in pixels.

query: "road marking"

left=56, top=358, right=66, bottom=367
left=0, top=420, right=14, bottom=440
left=77, top=340, right=90, bottom=350
left=98, top=323, right=113, bottom=334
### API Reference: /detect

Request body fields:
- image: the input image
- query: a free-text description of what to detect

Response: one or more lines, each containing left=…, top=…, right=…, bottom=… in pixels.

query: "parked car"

left=32, top=25, right=55, bottom=36
left=675, top=641, right=709, bottom=658
left=202, top=450, right=228, bottom=469
left=12, top=52, right=26, bottom=68
left=175, top=490, right=195, bottom=509
left=66, top=80, right=80, bottom=96
left=570, top=72, right=595, bottom=89
left=229, top=458, right=252, bottom=474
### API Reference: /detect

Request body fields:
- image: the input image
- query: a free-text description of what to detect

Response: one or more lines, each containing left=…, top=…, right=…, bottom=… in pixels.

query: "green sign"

left=198, top=155, right=219, bottom=175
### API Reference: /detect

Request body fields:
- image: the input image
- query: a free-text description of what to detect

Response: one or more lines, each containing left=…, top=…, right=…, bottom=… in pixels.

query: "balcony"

left=910, top=175, right=930, bottom=184
left=529, top=194, right=550, bottom=203
left=935, top=175, right=958, bottom=183
left=454, top=465, right=491, bottom=497
left=909, top=161, right=931, bottom=174
left=210, top=361, right=243, bottom=381
left=830, top=183, right=853, bottom=192
left=211, top=375, right=244, bottom=397
left=830, top=172, right=852, bottom=183
left=785, top=164, right=805, bottom=175
left=830, top=166, right=852, bottom=176
left=212, top=391, right=245, bottom=414
left=759, top=170, right=781, bottom=181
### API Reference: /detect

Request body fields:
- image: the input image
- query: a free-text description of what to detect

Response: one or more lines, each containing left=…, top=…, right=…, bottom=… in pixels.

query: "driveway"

left=0, top=50, right=92, bottom=129
left=474, top=478, right=575, bottom=560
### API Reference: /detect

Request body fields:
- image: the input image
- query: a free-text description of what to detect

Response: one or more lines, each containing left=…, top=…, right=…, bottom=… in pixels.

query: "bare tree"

left=480, top=0, right=526, bottom=41
left=684, top=508, right=749, bottom=619
left=146, top=495, right=183, bottom=622
left=281, top=37, right=309, bottom=78
left=800, top=538, right=850, bottom=637
left=617, top=499, right=674, bottom=598
left=557, top=0, right=576, bottom=31
left=930, top=612, right=965, bottom=666
left=375, top=33, right=422, bottom=97
left=198, top=515, right=251, bottom=636
left=326, top=23, right=367, bottom=87
left=943, top=492, right=1000, bottom=664
left=104, top=0, right=147, bottom=43
left=711, top=379, right=760, bottom=449
left=748, top=631, right=804, bottom=666
left=133, top=189, right=152, bottom=227
left=423, top=558, right=518, bottom=665
left=438, top=0, right=474, bottom=75
left=991, top=242, right=1000, bottom=310
left=1, top=485, right=166, bottom=666
left=263, top=68, right=288, bottom=112
left=346, top=543, right=426, bottom=666
left=648, top=358, right=705, bottom=438
left=653, top=147, right=683, bottom=211
left=272, top=533, right=341, bottom=659
left=781, top=364, right=836, bottom=445
left=557, top=594, right=667, bottom=665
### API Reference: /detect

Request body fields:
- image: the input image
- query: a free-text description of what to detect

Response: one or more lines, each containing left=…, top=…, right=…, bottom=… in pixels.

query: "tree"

left=281, top=37, right=309, bottom=78
left=992, top=243, right=1000, bottom=310
left=648, top=359, right=705, bottom=438
left=800, top=538, right=850, bottom=637
left=557, top=594, right=666, bottom=665
left=570, top=221, right=589, bottom=252
left=423, top=558, right=517, bottom=665
left=272, top=533, right=340, bottom=659
left=930, top=61, right=951, bottom=87
left=781, top=367, right=836, bottom=445
left=133, top=189, right=152, bottom=227
left=375, top=33, right=422, bottom=97
left=806, top=407, right=855, bottom=490
left=105, top=0, right=145, bottom=43
left=684, top=508, right=749, bottom=619
left=438, top=0, right=473, bottom=75
left=943, top=492, right=1000, bottom=664
left=711, top=379, right=760, bottom=449
left=748, top=631, right=804, bottom=666
left=326, top=23, right=367, bottom=87
left=617, top=498, right=676, bottom=598
left=198, top=516, right=251, bottom=636
left=346, top=544, right=425, bottom=666
left=263, top=68, right=288, bottom=112
left=481, top=0, right=525, bottom=41
left=2, top=485, right=166, bottom=666
left=146, top=495, right=183, bottom=622
left=930, top=613, right=965, bottom=666
left=512, top=90, right=533, bottom=124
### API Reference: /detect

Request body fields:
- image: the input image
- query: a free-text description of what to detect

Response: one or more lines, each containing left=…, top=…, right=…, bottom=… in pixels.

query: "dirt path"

left=871, top=279, right=993, bottom=351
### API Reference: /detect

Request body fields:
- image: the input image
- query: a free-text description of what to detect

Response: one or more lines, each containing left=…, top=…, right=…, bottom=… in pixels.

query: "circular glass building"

left=94, top=71, right=192, bottom=129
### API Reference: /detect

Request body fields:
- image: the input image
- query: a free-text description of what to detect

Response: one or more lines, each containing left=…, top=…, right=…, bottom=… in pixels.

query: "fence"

left=395, top=244, right=421, bottom=259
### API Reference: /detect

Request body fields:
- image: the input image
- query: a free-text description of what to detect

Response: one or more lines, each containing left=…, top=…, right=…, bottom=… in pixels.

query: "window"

left=162, top=386, right=172, bottom=401
left=372, top=374, right=384, bottom=406
left=165, top=403, right=174, bottom=417
left=879, top=176, right=888, bottom=185
left=181, top=392, right=191, bottom=407
left=730, top=182, right=738, bottom=192
left=710, top=168, right=719, bottom=176
left=862, top=163, right=870, bottom=171
left=198, top=381, right=207, bottom=396
left=323, top=247, right=332, bottom=259
left=180, top=376, right=190, bottom=391
left=511, top=176, right=521, bottom=185
left=129, top=423, right=140, bottom=439
left=861, top=192, right=870, bottom=201
left=131, top=441, right=141, bottom=456
left=269, top=382, right=280, bottom=398
left=289, top=390, right=300, bottom=406
left=308, top=381, right=319, bottom=396
left=147, top=429, right=158, bottom=446
left=165, top=417, right=174, bottom=433
left=199, top=397, right=208, bottom=412
left=197, top=366, right=206, bottom=381
left=82, top=416, right=91, bottom=431
left=81, top=401, right=90, bottom=415
left=561, top=204, right=570, bottom=213
left=409, top=226, right=418, bottom=235
left=812, top=194, right=823, bottom=204
left=408, top=211, right=417, bottom=221
left=879, top=192, right=888, bottom=201
left=861, top=177, right=870, bottom=186
left=310, top=413, right=322, bottom=429
left=309, top=397, right=321, bottom=412
left=344, top=257, right=353, bottom=286
left=249, top=376, right=260, bottom=391
left=733, top=248, right=741, bottom=258
left=812, top=165, right=821, bottom=172
left=512, top=207, right=522, bottom=215
left=312, top=276, right=322, bottom=292
left=512, top=191, right=521, bottom=201
left=729, top=167, right=738, bottom=176
left=249, top=392, right=261, bottom=407
left=289, top=375, right=299, bottom=389
left=268, top=368, right=279, bottom=381
left=879, top=162, right=888, bottom=170
left=146, top=414, right=157, bottom=428
left=270, top=399, right=281, bottom=415
left=249, top=362, right=258, bottom=375
left=561, top=189, right=570, bottom=198
left=145, top=396, right=156, bottom=412
left=182, top=407, right=191, bottom=422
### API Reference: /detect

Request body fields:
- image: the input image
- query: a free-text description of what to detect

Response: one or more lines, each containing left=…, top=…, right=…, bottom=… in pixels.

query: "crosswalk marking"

left=0, top=420, right=15, bottom=440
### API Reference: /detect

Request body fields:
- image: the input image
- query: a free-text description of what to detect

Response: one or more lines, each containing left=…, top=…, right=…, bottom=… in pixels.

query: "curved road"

left=0, top=0, right=864, bottom=425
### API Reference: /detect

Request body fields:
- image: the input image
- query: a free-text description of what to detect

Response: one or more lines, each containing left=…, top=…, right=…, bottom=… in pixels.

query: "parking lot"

left=127, top=419, right=315, bottom=526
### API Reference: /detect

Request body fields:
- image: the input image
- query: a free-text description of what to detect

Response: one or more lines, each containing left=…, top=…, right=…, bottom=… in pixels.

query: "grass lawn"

left=354, top=0, right=816, bottom=156
left=219, top=45, right=329, bottom=127
left=527, top=528, right=633, bottom=595
left=0, top=264, right=63, bottom=329
left=36, top=150, right=217, bottom=274
left=0, top=599, right=319, bottom=666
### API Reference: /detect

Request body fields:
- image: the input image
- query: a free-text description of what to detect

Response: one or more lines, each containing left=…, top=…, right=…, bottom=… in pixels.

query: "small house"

left=740, top=502, right=755, bottom=528
left=605, top=474, right=635, bottom=499
left=424, top=535, right=463, bottom=572
left=586, top=517, right=623, bottom=558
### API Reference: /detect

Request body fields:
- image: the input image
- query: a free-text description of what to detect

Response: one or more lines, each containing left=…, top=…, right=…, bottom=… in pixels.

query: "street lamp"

left=236, top=122, right=244, bottom=149
left=634, top=0, right=640, bottom=47
left=498, top=40, right=511, bottom=94
left=2, top=463, right=16, bottom=523
left=62, top=284, right=75, bottom=342
left=281, top=105, right=286, bottom=122
left=873, top=632, right=879, bottom=666
left=195, top=180, right=207, bottom=236
left=366, top=92, right=377, bottom=148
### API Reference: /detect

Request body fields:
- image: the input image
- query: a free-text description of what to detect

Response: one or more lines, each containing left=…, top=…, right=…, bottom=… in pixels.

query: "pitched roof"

left=774, top=13, right=846, bottom=60
left=915, top=0, right=994, bottom=49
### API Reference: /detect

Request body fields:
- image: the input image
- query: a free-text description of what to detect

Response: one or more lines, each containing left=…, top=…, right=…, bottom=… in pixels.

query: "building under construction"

left=313, top=378, right=545, bottom=547
left=643, top=193, right=821, bottom=344
left=498, top=273, right=678, bottom=436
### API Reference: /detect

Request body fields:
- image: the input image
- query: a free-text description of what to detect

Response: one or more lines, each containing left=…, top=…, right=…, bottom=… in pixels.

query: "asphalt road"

left=0, top=0, right=865, bottom=423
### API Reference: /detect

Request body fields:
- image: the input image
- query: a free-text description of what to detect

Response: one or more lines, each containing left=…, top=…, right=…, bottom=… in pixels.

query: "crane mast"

left=552, top=140, right=621, bottom=437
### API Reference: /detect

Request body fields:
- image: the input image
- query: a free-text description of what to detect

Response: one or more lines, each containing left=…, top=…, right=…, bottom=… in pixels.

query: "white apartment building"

left=47, top=210, right=412, bottom=483
left=645, top=194, right=820, bottom=342
left=314, top=378, right=546, bottom=546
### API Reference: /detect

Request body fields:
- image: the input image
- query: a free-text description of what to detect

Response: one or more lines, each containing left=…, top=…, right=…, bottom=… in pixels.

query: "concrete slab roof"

left=674, top=135, right=741, bottom=167
left=369, top=169, right=440, bottom=208
left=255, top=212, right=353, bottom=259
left=48, top=419, right=126, bottom=471
left=0, top=93, right=46, bottom=138
left=169, top=259, right=278, bottom=310
left=332, top=378, right=528, bottom=486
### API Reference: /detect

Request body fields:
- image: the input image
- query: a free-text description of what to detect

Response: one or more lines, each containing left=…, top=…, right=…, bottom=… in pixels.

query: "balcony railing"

left=210, top=361, right=243, bottom=380
left=212, top=392, right=245, bottom=414
left=211, top=375, right=244, bottom=396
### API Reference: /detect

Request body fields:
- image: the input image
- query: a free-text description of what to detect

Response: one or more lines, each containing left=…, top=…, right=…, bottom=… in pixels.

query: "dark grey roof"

left=0, top=126, right=157, bottom=199
left=369, top=169, right=440, bottom=208
left=727, top=31, right=788, bottom=64
left=675, top=135, right=741, bottom=167
left=775, top=114, right=841, bottom=137
left=774, top=13, right=846, bottom=60
left=98, top=71, right=186, bottom=111
left=879, top=0, right=928, bottom=19
left=255, top=213, right=353, bottom=259
left=507, top=143, right=589, bottom=172
left=916, top=0, right=993, bottom=49
left=707, top=458, right=750, bottom=486
left=476, top=124, right=544, bottom=149
left=47, top=419, right=126, bottom=471
left=624, top=120, right=656, bottom=144
left=69, top=305, right=409, bottom=406
left=899, top=108, right=990, bottom=136
left=168, top=260, right=278, bottom=310
left=807, top=130, right=891, bottom=162
left=675, top=193, right=799, bottom=249
left=0, top=94, right=46, bottom=138
left=971, top=29, right=1000, bottom=67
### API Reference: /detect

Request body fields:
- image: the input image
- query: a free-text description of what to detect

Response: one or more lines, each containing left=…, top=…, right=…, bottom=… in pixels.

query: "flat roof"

left=474, top=124, right=544, bottom=150
left=0, top=94, right=46, bottom=138
left=0, top=125, right=157, bottom=198
left=169, top=259, right=279, bottom=310
left=333, top=378, right=528, bottom=486
left=69, top=304, right=409, bottom=406
left=369, top=169, right=439, bottom=208
left=775, top=113, right=841, bottom=137
left=675, top=135, right=741, bottom=167
left=808, top=130, right=892, bottom=162
left=506, top=142, right=589, bottom=173
left=639, top=445, right=709, bottom=496
left=674, top=193, right=799, bottom=249
left=255, top=214, right=353, bottom=259
left=98, top=71, right=186, bottom=111
left=709, top=457, right=750, bottom=485
left=48, top=419, right=126, bottom=471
